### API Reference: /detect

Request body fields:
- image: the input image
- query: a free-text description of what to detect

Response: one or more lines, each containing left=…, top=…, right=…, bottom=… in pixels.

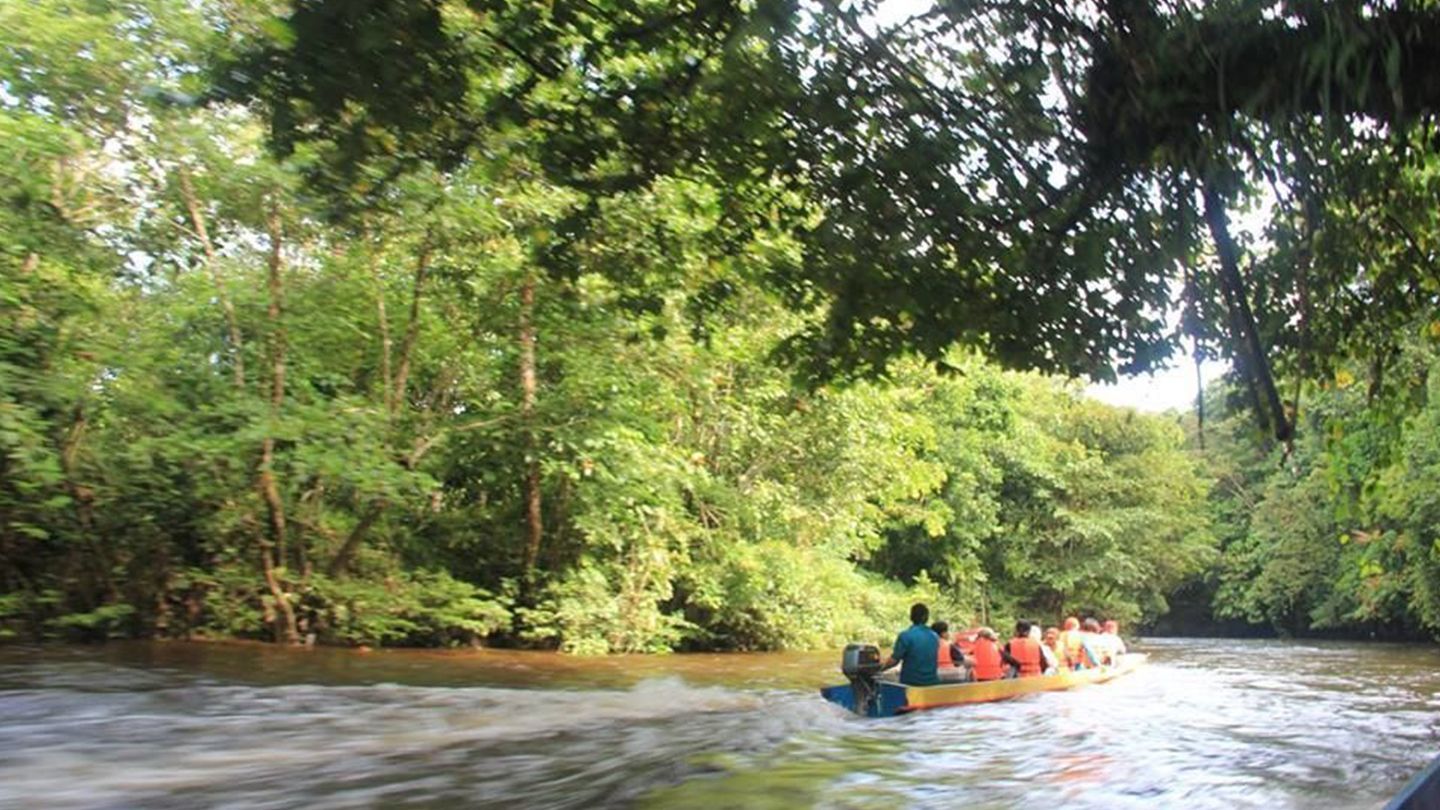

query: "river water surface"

left=1, top=638, right=1437, bottom=809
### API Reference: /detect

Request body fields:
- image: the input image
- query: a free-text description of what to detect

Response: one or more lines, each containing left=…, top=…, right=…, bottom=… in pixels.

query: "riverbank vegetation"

left=3, top=1, right=1439, bottom=650
left=1195, top=352, right=1440, bottom=640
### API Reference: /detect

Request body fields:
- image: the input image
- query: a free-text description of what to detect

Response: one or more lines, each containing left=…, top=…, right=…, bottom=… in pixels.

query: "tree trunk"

left=1202, top=183, right=1293, bottom=443
left=371, top=241, right=394, bottom=418
left=258, top=202, right=299, bottom=644
left=178, top=166, right=245, bottom=388
left=59, top=401, right=117, bottom=606
left=1182, top=262, right=1206, bottom=450
left=331, top=233, right=434, bottom=578
left=1193, top=342, right=1206, bottom=451
left=519, top=275, right=543, bottom=574
left=326, top=501, right=386, bottom=578
left=392, top=234, right=433, bottom=416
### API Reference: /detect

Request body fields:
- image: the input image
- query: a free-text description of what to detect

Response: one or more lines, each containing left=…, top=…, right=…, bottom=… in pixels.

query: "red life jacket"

left=972, top=637, right=1003, bottom=681
left=1010, top=636, right=1043, bottom=677
left=937, top=640, right=954, bottom=667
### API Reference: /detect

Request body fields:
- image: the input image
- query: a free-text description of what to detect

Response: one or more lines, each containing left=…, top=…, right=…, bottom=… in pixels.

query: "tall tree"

left=228, top=0, right=1440, bottom=439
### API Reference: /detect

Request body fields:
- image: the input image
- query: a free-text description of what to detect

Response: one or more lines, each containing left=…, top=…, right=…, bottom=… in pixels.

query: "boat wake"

left=0, top=675, right=841, bottom=809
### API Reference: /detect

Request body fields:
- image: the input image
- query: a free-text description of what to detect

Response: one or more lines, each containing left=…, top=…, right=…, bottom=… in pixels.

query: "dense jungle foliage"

left=2, top=0, right=1439, bottom=650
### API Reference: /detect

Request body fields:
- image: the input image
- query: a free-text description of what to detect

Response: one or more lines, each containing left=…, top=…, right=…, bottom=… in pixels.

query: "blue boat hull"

left=818, top=681, right=912, bottom=718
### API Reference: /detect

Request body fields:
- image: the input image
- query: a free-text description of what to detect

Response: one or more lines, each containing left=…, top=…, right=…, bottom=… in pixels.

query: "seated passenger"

left=1079, top=617, right=1105, bottom=667
left=932, top=621, right=971, bottom=682
left=1058, top=616, right=1084, bottom=670
left=1032, top=623, right=1059, bottom=674
left=1043, top=626, right=1066, bottom=672
left=1005, top=619, right=1044, bottom=678
left=877, top=603, right=940, bottom=686
left=970, top=627, right=1005, bottom=682
left=1100, top=619, right=1127, bottom=661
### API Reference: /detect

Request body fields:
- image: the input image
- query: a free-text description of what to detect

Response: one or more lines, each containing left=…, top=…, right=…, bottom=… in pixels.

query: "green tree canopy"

left=224, top=1, right=1440, bottom=443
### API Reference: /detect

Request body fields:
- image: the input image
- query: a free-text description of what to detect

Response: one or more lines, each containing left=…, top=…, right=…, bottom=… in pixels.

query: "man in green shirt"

left=879, top=603, right=940, bottom=686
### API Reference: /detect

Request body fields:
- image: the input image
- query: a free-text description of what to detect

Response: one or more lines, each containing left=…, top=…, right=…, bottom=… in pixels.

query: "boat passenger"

left=1032, top=623, right=1059, bottom=674
left=1084, top=623, right=1107, bottom=665
left=1098, top=619, right=1127, bottom=662
left=932, top=621, right=971, bottom=682
left=1005, top=620, right=1044, bottom=678
left=1058, top=616, right=1085, bottom=670
left=1079, top=617, right=1105, bottom=667
left=970, top=627, right=1006, bottom=681
left=1042, top=626, right=1065, bottom=672
left=934, top=621, right=953, bottom=667
left=878, top=603, right=941, bottom=686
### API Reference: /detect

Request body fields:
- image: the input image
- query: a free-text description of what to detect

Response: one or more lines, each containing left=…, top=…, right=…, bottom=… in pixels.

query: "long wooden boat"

left=821, top=653, right=1147, bottom=718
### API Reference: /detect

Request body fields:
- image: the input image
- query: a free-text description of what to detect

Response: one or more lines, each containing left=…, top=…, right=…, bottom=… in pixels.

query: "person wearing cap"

left=970, top=626, right=1005, bottom=681
left=970, top=626, right=1027, bottom=679
left=877, top=603, right=941, bottom=686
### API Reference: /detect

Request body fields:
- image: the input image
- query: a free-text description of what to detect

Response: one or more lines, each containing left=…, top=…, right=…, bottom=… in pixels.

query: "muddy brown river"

left=0, top=638, right=1437, bottom=808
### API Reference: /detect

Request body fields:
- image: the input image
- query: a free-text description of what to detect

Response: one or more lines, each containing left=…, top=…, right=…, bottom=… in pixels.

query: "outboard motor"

left=841, top=643, right=883, bottom=715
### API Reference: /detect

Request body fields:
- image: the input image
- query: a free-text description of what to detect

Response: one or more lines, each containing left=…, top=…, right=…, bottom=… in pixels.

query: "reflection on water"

left=0, top=639, right=1437, bottom=809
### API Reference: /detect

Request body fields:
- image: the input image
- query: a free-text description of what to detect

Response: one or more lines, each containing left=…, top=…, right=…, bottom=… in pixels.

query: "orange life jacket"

left=937, top=640, right=953, bottom=667
left=972, top=637, right=1003, bottom=681
left=1010, top=636, right=1043, bottom=677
